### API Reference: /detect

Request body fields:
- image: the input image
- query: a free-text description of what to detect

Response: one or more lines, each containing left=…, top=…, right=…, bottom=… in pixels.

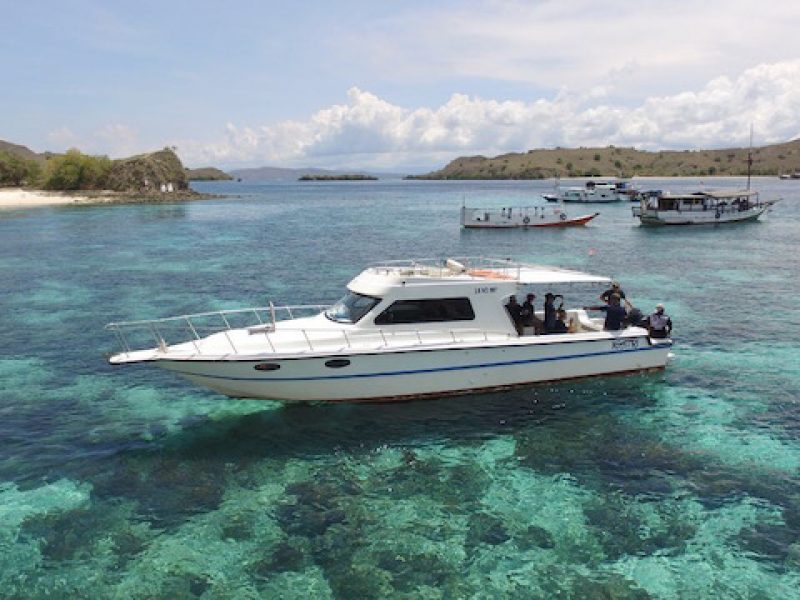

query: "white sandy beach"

left=0, top=188, right=108, bottom=209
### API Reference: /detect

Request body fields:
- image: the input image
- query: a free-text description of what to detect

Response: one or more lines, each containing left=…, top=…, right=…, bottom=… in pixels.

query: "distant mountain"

left=411, top=139, right=800, bottom=179
left=229, top=166, right=403, bottom=181
left=185, top=167, right=233, bottom=181
left=0, top=140, right=45, bottom=162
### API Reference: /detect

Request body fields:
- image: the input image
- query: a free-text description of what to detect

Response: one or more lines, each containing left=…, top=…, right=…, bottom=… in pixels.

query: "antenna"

left=747, top=125, right=753, bottom=190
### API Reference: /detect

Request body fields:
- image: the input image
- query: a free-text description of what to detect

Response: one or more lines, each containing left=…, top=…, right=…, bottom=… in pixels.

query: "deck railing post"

left=222, top=330, right=237, bottom=354
left=302, top=329, right=313, bottom=351
left=184, top=318, right=201, bottom=354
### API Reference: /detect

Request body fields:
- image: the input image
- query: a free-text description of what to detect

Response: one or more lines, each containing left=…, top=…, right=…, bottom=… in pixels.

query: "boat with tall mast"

left=632, top=129, right=778, bottom=225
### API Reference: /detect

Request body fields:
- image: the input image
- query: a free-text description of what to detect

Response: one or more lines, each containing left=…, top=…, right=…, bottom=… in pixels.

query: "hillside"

left=105, top=148, right=189, bottom=192
left=0, top=140, right=43, bottom=162
left=411, top=139, right=800, bottom=179
left=185, top=167, right=233, bottom=181
left=230, top=165, right=403, bottom=181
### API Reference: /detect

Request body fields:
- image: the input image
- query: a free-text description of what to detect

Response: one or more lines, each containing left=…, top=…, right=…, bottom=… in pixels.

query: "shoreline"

left=0, top=187, right=223, bottom=210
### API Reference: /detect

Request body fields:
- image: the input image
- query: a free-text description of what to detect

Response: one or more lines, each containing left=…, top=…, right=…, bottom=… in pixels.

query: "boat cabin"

left=327, top=258, right=613, bottom=337
left=643, top=189, right=760, bottom=212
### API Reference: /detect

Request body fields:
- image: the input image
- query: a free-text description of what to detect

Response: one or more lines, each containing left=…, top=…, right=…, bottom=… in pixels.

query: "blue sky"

left=3, top=1, right=800, bottom=172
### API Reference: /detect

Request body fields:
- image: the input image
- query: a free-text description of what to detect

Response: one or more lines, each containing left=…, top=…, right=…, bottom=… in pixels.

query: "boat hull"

left=152, top=334, right=671, bottom=402
left=637, top=205, right=769, bottom=226
left=462, top=213, right=599, bottom=228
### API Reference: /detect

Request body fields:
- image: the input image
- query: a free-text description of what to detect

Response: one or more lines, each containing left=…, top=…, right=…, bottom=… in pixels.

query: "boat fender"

left=560, top=213, right=567, bottom=221
left=523, top=216, right=530, bottom=225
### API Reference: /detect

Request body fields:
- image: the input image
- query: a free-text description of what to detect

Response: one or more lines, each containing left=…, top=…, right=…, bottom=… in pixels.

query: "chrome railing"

left=366, top=256, right=530, bottom=280
left=106, top=304, right=514, bottom=358
left=105, top=304, right=329, bottom=356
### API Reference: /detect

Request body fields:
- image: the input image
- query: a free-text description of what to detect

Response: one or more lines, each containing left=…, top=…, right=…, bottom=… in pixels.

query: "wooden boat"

left=461, top=197, right=598, bottom=228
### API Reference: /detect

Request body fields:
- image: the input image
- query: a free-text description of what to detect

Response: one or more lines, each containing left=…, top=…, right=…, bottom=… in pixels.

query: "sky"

left=3, top=0, right=800, bottom=172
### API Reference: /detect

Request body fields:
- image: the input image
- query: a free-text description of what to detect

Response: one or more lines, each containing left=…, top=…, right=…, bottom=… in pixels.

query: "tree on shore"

left=42, top=149, right=112, bottom=190
left=0, top=151, right=41, bottom=186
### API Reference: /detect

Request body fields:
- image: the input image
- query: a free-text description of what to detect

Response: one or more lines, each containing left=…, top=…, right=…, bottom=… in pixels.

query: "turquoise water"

left=1, top=178, right=799, bottom=598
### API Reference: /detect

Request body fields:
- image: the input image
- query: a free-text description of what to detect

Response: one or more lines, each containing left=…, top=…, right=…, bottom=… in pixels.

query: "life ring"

left=560, top=213, right=567, bottom=221
left=523, top=216, right=530, bottom=225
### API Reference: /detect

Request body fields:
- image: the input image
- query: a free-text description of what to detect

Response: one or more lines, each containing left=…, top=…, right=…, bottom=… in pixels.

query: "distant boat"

left=779, top=172, right=800, bottom=179
left=558, top=180, right=626, bottom=203
left=632, top=189, right=777, bottom=226
left=461, top=196, right=599, bottom=228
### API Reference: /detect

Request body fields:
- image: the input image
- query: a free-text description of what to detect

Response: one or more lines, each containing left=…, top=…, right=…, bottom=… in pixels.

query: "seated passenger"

left=647, top=303, right=672, bottom=339
left=521, top=293, right=543, bottom=334
left=550, top=309, right=569, bottom=334
left=583, top=293, right=627, bottom=331
left=505, top=295, right=523, bottom=335
left=543, top=292, right=563, bottom=333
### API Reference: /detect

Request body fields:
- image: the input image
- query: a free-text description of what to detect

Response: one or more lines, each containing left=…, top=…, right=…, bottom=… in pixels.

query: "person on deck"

left=521, top=293, right=543, bottom=334
left=583, top=293, right=627, bottom=331
left=647, top=304, right=673, bottom=339
left=600, top=282, right=632, bottom=310
left=550, top=308, right=569, bottom=334
left=505, top=295, right=523, bottom=335
left=543, top=293, right=563, bottom=333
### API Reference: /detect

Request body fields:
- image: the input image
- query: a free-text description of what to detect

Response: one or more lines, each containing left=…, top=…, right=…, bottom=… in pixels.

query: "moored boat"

left=632, top=189, right=777, bottom=226
left=461, top=198, right=599, bottom=228
left=559, top=180, right=625, bottom=203
left=106, top=257, right=672, bottom=403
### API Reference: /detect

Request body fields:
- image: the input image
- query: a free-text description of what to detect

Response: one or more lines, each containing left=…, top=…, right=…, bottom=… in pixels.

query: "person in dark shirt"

left=584, top=293, right=627, bottom=331
left=600, top=281, right=632, bottom=310
left=520, top=293, right=543, bottom=334
left=505, top=295, right=523, bottom=335
left=543, top=292, right=563, bottom=333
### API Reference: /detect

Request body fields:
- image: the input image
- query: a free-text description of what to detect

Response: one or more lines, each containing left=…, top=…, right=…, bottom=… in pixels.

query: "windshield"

left=324, top=291, right=380, bottom=324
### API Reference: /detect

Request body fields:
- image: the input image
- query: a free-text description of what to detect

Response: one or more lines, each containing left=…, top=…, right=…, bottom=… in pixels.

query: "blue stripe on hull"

left=165, top=343, right=670, bottom=382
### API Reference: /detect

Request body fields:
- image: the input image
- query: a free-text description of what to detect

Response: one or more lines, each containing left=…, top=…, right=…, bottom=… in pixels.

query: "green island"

left=185, top=167, right=233, bottom=181
left=0, top=141, right=227, bottom=203
left=298, top=174, right=378, bottom=181
left=408, top=138, right=800, bottom=179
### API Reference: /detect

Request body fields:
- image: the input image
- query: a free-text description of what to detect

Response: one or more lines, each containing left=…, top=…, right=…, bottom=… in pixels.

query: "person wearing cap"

left=647, top=304, right=672, bottom=339
left=583, top=293, right=627, bottom=331
left=600, top=281, right=632, bottom=310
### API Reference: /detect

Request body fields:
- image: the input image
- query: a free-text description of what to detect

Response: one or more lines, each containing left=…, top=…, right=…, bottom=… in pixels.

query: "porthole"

left=254, top=363, right=281, bottom=371
left=325, top=359, right=351, bottom=368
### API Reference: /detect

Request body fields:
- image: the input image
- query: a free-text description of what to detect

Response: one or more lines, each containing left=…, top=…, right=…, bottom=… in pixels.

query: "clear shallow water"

left=1, top=178, right=799, bottom=598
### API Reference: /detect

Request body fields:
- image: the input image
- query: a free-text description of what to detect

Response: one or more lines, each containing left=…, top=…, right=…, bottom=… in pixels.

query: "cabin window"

left=374, top=298, right=475, bottom=325
left=324, top=291, right=380, bottom=323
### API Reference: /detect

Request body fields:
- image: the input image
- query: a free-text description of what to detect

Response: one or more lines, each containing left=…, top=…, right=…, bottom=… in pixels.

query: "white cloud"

left=45, top=123, right=140, bottom=158
left=178, top=60, right=800, bottom=171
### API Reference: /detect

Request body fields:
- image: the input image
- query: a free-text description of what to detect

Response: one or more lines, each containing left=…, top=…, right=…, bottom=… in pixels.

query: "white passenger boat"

left=632, top=189, right=777, bottom=226
left=461, top=198, right=599, bottom=228
left=559, top=180, right=625, bottom=203
left=106, top=258, right=672, bottom=403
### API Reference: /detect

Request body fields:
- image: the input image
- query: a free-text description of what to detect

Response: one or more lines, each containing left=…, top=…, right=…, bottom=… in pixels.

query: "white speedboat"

left=559, top=180, right=624, bottom=203
left=461, top=197, right=599, bottom=228
left=632, top=189, right=777, bottom=226
left=106, top=258, right=672, bottom=403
